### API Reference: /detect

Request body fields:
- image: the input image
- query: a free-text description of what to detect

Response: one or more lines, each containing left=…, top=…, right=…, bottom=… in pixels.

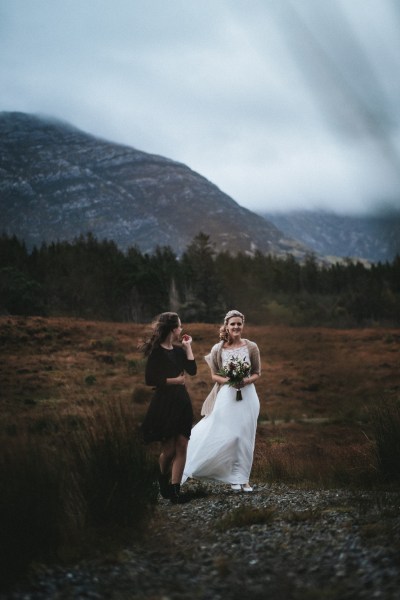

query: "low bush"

left=0, top=399, right=158, bottom=587
left=254, top=440, right=376, bottom=489
left=0, top=436, right=67, bottom=587
left=69, top=400, right=158, bottom=529
left=369, top=397, right=400, bottom=482
left=215, top=505, right=276, bottom=531
left=132, top=384, right=153, bottom=404
left=127, top=358, right=146, bottom=375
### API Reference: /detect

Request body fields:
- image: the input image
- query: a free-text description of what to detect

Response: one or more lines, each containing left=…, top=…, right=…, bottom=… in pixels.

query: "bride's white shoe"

left=242, top=484, right=253, bottom=492
left=230, top=484, right=241, bottom=491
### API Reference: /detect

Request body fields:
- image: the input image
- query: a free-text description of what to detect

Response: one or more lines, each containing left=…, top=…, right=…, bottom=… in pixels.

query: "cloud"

left=1, top=0, right=399, bottom=214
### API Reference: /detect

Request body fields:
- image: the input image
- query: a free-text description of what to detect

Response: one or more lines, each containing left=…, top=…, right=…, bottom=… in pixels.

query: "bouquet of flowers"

left=218, top=355, right=251, bottom=400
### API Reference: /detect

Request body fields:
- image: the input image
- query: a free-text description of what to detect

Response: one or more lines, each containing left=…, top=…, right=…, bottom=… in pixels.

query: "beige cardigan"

left=201, top=339, right=261, bottom=416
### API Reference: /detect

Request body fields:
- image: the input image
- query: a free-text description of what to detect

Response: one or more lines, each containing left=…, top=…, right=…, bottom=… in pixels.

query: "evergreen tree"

left=181, top=233, right=224, bottom=322
left=0, top=266, right=45, bottom=315
left=0, top=233, right=399, bottom=325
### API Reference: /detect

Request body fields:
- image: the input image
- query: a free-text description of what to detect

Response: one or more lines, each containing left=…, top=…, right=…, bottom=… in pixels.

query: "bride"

left=182, top=309, right=261, bottom=492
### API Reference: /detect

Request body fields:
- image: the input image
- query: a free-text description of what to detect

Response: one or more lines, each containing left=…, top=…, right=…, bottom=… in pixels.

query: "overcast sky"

left=1, top=0, right=400, bottom=215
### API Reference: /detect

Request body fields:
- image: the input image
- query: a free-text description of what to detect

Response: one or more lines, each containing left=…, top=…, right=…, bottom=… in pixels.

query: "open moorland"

left=1, top=316, right=400, bottom=599
left=1, top=315, right=400, bottom=484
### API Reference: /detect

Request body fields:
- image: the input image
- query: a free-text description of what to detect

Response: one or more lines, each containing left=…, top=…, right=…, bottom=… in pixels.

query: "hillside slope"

left=261, top=209, right=400, bottom=263
left=0, top=112, right=309, bottom=258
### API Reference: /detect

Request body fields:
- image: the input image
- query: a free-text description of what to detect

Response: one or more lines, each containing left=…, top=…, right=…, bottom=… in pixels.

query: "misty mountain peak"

left=0, top=111, right=309, bottom=258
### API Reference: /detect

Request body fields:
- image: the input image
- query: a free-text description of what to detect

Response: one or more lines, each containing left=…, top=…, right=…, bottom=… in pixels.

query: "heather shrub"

left=0, top=399, right=158, bottom=587
left=254, top=440, right=376, bottom=488
left=216, top=505, right=276, bottom=532
left=370, top=397, right=400, bottom=482
left=132, top=384, right=153, bottom=404
left=0, top=435, right=67, bottom=587
left=127, top=358, right=146, bottom=374
left=70, top=400, right=158, bottom=528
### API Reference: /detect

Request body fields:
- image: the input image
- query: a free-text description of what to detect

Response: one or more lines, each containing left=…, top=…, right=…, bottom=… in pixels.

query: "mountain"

left=0, top=112, right=310, bottom=259
left=260, top=209, right=400, bottom=263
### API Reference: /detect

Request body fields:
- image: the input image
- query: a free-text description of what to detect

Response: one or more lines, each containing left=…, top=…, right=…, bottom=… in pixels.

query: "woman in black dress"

left=140, top=312, right=197, bottom=503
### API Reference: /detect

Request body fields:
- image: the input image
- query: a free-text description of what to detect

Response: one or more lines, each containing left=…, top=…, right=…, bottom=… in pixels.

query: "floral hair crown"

left=224, top=310, right=245, bottom=324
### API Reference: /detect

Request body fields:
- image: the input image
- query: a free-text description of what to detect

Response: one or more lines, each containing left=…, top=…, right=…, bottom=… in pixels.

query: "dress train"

left=182, top=381, right=259, bottom=485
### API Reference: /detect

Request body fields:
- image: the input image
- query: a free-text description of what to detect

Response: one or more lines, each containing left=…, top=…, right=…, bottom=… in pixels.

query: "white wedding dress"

left=181, top=346, right=260, bottom=486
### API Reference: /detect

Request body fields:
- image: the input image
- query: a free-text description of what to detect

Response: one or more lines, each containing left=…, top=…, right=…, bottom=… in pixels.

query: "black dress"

left=140, top=345, right=197, bottom=443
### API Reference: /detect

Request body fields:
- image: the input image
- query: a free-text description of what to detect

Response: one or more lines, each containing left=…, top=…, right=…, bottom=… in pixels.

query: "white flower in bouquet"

left=218, top=355, right=251, bottom=400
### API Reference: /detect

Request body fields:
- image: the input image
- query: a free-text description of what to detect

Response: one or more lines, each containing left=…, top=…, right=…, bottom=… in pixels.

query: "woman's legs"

left=157, top=439, right=175, bottom=499
left=158, top=435, right=190, bottom=503
left=159, top=434, right=189, bottom=496
left=170, top=434, right=188, bottom=484
left=159, top=438, right=176, bottom=476
left=169, top=435, right=190, bottom=504
left=159, top=435, right=188, bottom=482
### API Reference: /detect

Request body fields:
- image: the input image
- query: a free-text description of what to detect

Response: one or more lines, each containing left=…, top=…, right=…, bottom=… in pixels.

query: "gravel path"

left=2, top=482, right=400, bottom=600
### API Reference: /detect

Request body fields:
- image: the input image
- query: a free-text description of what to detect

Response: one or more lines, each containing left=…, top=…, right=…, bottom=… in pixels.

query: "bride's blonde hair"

left=219, top=309, right=245, bottom=343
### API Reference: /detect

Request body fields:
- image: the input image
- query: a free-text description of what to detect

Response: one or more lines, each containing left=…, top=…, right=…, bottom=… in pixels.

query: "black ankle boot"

left=169, top=483, right=191, bottom=504
left=158, top=472, right=171, bottom=499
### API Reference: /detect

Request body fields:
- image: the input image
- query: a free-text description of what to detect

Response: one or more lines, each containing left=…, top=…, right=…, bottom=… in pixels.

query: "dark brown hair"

left=139, top=312, right=180, bottom=356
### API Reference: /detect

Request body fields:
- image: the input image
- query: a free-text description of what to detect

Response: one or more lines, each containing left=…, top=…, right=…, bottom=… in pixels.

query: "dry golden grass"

left=1, top=316, right=399, bottom=487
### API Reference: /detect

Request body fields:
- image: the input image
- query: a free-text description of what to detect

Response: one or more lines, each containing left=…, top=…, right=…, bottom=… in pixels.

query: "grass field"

left=1, top=315, right=399, bottom=487
left=1, top=315, right=399, bottom=584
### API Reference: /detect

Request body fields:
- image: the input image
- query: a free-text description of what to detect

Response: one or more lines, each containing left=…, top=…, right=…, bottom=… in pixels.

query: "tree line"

left=1, top=232, right=399, bottom=326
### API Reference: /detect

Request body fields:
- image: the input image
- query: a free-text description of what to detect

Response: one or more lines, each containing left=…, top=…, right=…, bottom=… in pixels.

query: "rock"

left=1, top=482, right=399, bottom=600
